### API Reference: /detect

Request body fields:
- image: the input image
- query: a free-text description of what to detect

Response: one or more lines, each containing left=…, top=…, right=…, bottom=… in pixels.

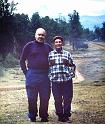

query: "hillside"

left=80, top=15, right=105, bottom=30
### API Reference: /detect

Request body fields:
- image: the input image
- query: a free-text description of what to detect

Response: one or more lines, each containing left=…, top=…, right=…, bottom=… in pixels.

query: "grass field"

left=0, top=41, right=105, bottom=124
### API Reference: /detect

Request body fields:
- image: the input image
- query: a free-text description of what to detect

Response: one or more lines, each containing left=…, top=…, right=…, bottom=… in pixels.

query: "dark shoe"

left=64, top=117, right=69, bottom=121
left=58, top=116, right=65, bottom=122
left=41, top=118, right=48, bottom=122
left=30, top=118, right=36, bottom=122
left=64, top=117, right=72, bottom=123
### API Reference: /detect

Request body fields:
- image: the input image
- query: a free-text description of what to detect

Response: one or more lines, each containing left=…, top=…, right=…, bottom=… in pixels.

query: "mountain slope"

left=80, top=15, right=105, bottom=30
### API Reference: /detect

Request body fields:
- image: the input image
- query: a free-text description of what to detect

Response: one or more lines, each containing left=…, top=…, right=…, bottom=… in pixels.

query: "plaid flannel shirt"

left=48, top=49, right=75, bottom=83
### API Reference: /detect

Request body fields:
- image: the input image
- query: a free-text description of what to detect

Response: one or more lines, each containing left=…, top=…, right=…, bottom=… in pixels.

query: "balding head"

left=35, top=28, right=46, bottom=35
left=35, top=28, right=46, bottom=43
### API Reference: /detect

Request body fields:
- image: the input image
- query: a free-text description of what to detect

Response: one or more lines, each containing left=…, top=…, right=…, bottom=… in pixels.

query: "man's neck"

left=56, top=47, right=62, bottom=53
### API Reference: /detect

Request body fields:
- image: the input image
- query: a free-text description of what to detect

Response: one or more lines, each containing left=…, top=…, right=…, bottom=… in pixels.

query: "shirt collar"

left=54, top=49, right=63, bottom=54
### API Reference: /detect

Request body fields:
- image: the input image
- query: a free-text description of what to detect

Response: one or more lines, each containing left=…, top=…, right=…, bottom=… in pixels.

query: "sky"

left=9, top=0, right=105, bottom=18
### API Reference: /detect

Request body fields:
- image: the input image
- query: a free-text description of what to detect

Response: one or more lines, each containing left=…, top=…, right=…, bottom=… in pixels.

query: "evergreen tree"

left=101, top=22, right=105, bottom=40
left=0, top=0, right=17, bottom=59
left=68, top=10, right=83, bottom=49
left=30, top=12, right=42, bottom=39
left=14, top=13, right=31, bottom=54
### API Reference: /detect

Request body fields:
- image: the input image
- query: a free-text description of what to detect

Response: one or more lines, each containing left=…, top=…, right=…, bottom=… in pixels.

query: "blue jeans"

left=25, top=69, right=50, bottom=119
left=52, top=79, right=73, bottom=117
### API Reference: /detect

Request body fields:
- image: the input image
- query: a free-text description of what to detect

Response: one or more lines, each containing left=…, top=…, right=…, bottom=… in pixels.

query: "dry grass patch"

left=0, top=82, right=105, bottom=124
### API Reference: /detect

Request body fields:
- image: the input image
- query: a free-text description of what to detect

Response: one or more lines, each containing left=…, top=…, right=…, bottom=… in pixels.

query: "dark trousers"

left=26, top=83, right=50, bottom=119
left=25, top=69, right=50, bottom=119
left=52, top=79, right=73, bottom=117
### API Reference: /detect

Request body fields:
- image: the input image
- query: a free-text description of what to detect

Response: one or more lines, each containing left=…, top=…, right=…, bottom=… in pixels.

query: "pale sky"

left=10, top=0, right=105, bottom=18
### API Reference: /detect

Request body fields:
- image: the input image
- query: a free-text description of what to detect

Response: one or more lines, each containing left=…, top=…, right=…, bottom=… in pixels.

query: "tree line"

left=0, top=0, right=105, bottom=60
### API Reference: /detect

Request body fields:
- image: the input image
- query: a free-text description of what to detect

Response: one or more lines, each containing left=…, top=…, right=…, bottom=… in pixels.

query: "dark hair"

left=53, top=36, right=63, bottom=42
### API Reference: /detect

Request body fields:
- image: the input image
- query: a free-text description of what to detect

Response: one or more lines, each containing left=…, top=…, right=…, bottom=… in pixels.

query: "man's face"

left=35, top=29, right=46, bottom=43
left=54, top=39, right=63, bottom=48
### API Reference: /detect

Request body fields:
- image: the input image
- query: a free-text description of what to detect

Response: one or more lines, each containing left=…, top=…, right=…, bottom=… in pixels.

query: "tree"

left=14, top=13, right=31, bottom=55
left=94, top=22, right=105, bottom=41
left=30, top=12, right=42, bottom=39
left=68, top=10, right=83, bottom=50
left=41, top=16, right=59, bottom=42
left=101, top=22, right=105, bottom=40
left=55, top=15, right=69, bottom=38
left=82, top=28, right=95, bottom=41
left=41, top=15, right=69, bottom=43
left=0, top=0, right=17, bottom=59
left=94, top=26, right=101, bottom=40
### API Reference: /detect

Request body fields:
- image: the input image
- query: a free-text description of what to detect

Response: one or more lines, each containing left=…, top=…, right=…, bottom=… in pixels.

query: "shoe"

left=58, top=116, right=65, bottom=122
left=30, top=118, right=36, bottom=122
left=64, top=117, right=69, bottom=121
left=41, top=118, right=48, bottom=122
left=64, top=117, right=72, bottom=123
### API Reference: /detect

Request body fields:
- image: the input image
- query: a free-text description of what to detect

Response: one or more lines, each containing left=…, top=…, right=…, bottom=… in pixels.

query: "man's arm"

left=20, top=45, right=28, bottom=75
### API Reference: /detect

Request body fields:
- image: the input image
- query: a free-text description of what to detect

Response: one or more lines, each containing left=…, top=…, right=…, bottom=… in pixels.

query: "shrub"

left=2, top=53, right=19, bottom=68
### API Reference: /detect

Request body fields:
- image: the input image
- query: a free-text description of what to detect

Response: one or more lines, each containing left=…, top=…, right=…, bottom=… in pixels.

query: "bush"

left=2, top=53, right=19, bottom=68
left=75, top=42, right=88, bottom=49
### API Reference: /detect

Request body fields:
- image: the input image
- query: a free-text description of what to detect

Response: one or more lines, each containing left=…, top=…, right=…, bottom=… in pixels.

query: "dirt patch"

left=69, top=42, right=105, bottom=84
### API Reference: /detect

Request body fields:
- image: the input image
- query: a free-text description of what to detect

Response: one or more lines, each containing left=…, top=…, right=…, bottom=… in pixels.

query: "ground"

left=0, top=41, right=105, bottom=124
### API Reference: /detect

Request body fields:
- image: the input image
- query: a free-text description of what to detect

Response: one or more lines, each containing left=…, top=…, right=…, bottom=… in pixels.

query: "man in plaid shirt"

left=48, top=36, right=76, bottom=122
